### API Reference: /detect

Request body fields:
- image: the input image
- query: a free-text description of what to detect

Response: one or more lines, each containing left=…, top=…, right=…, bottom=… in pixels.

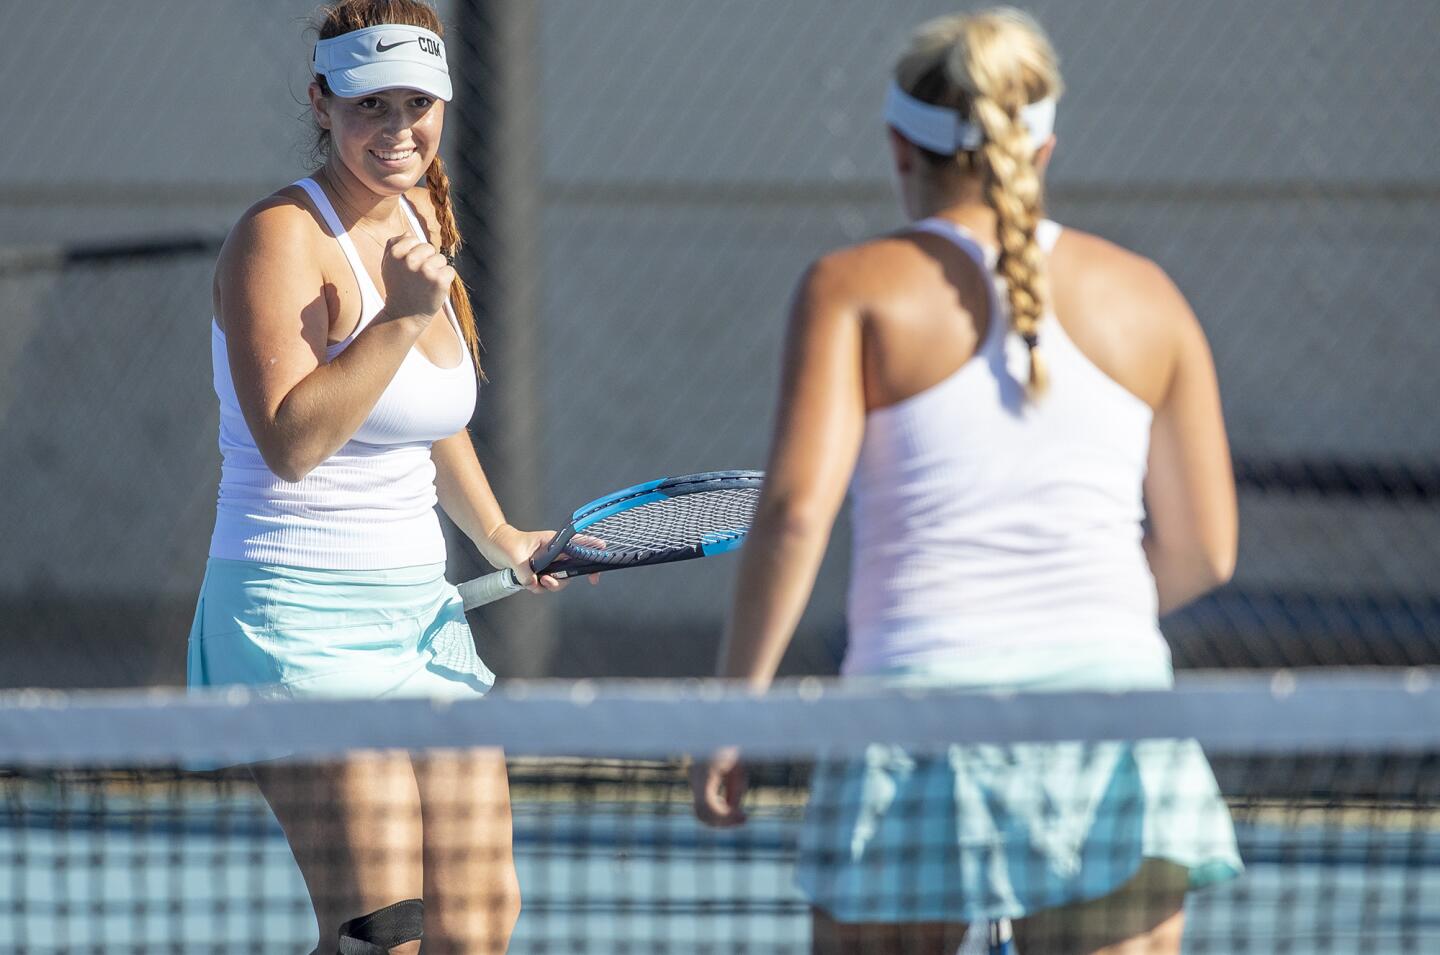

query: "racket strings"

left=573, top=487, right=760, bottom=562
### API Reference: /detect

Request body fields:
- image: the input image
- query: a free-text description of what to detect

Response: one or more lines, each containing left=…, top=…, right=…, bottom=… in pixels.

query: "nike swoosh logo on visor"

left=375, top=39, right=414, bottom=53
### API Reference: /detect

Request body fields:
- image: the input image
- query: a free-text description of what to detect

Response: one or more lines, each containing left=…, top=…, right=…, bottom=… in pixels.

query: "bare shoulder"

left=218, top=187, right=325, bottom=272
left=213, top=186, right=330, bottom=335
left=1050, top=225, right=1213, bottom=406
left=1051, top=226, right=1196, bottom=335
left=804, top=228, right=985, bottom=304
left=1054, top=228, right=1173, bottom=286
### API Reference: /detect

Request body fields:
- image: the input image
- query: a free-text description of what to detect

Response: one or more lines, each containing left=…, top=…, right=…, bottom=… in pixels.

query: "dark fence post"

left=447, top=0, right=554, bottom=676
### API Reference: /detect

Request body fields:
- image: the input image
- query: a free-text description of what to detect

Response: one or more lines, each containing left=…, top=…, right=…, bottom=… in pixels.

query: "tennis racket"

left=458, top=470, right=763, bottom=609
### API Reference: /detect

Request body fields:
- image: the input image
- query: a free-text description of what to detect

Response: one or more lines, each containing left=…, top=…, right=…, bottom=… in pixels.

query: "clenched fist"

left=380, top=234, right=455, bottom=324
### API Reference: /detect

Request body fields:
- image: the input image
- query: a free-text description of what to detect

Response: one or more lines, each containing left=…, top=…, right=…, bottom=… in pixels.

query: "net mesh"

left=0, top=672, right=1435, bottom=953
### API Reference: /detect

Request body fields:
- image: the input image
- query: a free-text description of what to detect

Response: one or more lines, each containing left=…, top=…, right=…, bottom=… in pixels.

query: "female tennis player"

left=691, top=8, right=1242, bottom=954
left=186, top=2, right=544, bottom=951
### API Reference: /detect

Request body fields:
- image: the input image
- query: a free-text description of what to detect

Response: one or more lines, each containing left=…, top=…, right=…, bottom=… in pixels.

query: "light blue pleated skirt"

left=795, top=642, right=1243, bottom=923
left=187, top=557, right=495, bottom=700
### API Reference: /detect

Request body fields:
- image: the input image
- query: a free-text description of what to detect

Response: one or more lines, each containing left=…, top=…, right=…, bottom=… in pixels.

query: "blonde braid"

left=897, top=8, right=1062, bottom=400
left=950, top=11, right=1057, bottom=398
left=425, top=155, right=485, bottom=378
left=969, top=90, right=1048, bottom=396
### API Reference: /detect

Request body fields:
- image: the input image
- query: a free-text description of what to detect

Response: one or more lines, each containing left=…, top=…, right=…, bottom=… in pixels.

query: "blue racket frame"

left=458, top=470, right=763, bottom=609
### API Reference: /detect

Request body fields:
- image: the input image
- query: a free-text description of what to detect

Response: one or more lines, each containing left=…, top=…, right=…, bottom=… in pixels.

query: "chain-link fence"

left=2, top=0, right=1437, bottom=687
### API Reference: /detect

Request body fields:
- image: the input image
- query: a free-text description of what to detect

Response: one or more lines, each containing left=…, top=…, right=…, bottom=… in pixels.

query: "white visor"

left=313, top=24, right=452, bottom=102
left=884, top=81, right=1054, bottom=154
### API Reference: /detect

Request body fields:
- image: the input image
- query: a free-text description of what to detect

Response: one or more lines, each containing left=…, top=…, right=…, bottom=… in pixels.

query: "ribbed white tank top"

left=208, top=178, right=477, bottom=570
left=843, top=218, right=1163, bottom=676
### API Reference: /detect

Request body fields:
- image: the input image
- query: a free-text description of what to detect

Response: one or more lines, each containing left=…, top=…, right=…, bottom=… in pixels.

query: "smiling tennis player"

left=691, top=8, right=1243, bottom=954
left=184, top=2, right=550, bottom=951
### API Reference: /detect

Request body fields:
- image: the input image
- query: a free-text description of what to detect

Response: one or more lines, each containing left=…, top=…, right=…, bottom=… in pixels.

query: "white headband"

left=884, top=81, right=1055, bottom=154
left=313, top=24, right=452, bottom=102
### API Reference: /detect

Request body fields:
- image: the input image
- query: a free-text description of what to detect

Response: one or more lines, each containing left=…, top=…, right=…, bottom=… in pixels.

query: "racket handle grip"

left=987, top=919, right=1014, bottom=954
left=458, top=568, right=525, bottom=609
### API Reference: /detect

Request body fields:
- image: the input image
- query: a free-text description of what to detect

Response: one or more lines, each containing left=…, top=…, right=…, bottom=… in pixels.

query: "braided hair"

left=894, top=8, right=1063, bottom=399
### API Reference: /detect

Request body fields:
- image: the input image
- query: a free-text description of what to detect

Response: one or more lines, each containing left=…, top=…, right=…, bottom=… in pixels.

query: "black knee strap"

left=337, top=898, right=424, bottom=954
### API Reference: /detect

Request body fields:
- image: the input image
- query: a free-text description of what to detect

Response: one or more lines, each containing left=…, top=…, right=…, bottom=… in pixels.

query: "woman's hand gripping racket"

left=458, top=470, right=763, bottom=609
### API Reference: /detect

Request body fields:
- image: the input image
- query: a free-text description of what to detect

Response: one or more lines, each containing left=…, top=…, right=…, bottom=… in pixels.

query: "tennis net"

left=0, top=671, right=1436, bottom=953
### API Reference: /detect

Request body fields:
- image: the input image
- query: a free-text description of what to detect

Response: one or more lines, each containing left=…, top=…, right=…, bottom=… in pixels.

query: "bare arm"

left=692, top=255, right=866, bottom=827
left=219, top=199, right=452, bottom=482
left=432, top=430, right=508, bottom=548
left=432, top=429, right=558, bottom=590
left=1142, top=270, right=1238, bottom=614
left=714, top=257, right=867, bottom=688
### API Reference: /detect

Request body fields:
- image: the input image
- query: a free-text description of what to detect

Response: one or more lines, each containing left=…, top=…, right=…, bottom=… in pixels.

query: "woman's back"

left=844, top=217, right=1189, bottom=675
left=694, top=12, right=1241, bottom=948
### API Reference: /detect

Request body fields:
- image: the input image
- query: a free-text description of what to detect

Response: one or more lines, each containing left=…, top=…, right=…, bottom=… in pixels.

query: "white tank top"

left=208, top=178, right=477, bottom=570
left=843, top=218, right=1164, bottom=676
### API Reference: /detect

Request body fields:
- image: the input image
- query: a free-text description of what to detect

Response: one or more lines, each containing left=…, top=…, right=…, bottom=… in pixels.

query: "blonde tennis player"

left=691, top=9, right=1242, bottom=954
left=186, top=2, right=552, bottom=951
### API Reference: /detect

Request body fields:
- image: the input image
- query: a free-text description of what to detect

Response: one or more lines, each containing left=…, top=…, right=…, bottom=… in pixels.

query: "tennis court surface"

left=1, top=671, right=1436, bottom=952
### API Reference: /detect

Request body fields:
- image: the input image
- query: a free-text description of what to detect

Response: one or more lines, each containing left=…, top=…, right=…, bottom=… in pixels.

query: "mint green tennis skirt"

left=795, top=643, right=1243, bottom=923
left=187, top=558, right=495, bottom=699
